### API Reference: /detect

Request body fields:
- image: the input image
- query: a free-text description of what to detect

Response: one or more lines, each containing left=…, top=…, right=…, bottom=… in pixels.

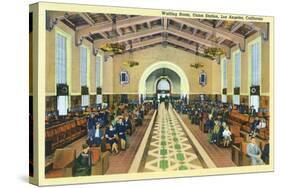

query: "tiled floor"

left=180, top=114, right=236, bottom=167
left=142, top=104, right=204, bottom=172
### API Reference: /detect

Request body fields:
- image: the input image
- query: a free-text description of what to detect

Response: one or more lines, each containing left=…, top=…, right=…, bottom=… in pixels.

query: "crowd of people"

left=86, top=103, right=148, bottom=153
left=173, top=99, right=269, bottom=165
left=73, top=102, right=152, bottom=176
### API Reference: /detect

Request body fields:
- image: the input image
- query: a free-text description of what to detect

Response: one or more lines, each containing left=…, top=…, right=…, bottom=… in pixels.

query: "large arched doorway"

left=139, top=61, right=190, bottom=103
left=156, top=78, right=171, bottom=102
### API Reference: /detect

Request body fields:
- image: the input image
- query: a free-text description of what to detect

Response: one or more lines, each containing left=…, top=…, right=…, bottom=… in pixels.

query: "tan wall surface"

left=45, top=22, right=96, bottom=95
left=112, top=45, right=215, bottom=94
left=45, top=23, right=270, bottom=105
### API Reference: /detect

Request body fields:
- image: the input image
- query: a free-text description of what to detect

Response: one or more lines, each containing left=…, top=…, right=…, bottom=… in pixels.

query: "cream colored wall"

left=102, top=56, right=114, bottom=94
left=45, top=23, right=270, bottom=99
left=218, top=32, right=270, bottom=96
left=211, top=62, right=221, bottom=94
left=112, top=46, right=216, bottom=94
left=45, top=22, right=97, bottom=95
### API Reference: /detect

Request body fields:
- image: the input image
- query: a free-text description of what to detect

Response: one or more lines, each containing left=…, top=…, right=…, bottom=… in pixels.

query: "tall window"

left=56, top=33, right=68, bottom=115
left=222, top=58, right=227, bottom=103
left=233, top=51, right=241, bottom=105
left=80, top=47, right=89, bottom=106
left=250, top=39, right=261, bottom=111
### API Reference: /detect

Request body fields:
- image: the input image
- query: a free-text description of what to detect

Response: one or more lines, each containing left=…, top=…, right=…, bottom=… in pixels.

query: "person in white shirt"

left=257, top=118, right=267, bottom=130
left=222, top=126, right=232, bottom=147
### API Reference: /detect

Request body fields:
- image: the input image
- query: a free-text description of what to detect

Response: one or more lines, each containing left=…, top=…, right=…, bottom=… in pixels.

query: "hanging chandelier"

left=123, top=40, right=139, bottom=67
left=100, top=14, right=126, bottom=54
left=190, top=43, right=204, bottom=69
left=204, top=25, right=224, bottom=59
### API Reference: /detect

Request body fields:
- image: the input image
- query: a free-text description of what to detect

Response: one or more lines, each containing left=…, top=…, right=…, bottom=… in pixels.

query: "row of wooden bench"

left=45, top=118, right=88, bottom=155
left=228, top=110, right=269, bottom=140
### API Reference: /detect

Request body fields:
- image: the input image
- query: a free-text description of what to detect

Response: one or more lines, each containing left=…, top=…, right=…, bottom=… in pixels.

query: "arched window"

left=157, top=79, right=170, bottom=90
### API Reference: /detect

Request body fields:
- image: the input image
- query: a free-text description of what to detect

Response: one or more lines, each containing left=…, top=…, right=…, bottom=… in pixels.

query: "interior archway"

left=139, top=61, right=189, bottom=102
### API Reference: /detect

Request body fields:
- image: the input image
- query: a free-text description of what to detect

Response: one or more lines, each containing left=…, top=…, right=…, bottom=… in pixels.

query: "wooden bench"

left=46, top=148, right=76, bottom=178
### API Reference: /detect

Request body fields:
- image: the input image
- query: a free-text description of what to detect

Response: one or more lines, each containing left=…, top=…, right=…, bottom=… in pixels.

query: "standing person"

left=105, top=124, right=119, bottom=154
left=212, top=120, right=220, bottom=144
left=206, top=115, right=214, bottom=143
left=116, top=117, right=127, bottom=150
left=87, top=113, right=96, bottom=146
left=123, top=115, right=132, bottom=135
left=93, top=123, right=103, bottom=147
left=222, top=126, right=232, bottom=147
left=74, top=144, right=92, bottom=176
left=247, top=137, right=264, bottom=165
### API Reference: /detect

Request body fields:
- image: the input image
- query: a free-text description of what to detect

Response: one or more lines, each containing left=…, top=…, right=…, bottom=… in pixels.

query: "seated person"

left=261, top=139, right=269, bottom=164
left=222, top=126, right=232, bottom=147
left=116, top=117, right=127, bottom=150
left=251, top=117, right=260, bottom=134
left=257, top=118, right=267, bottom=130
left=96, top=112, right=105, bottom=128
left=247, top=137, right=264, bottom=165
left=123, top=115, right=132, bottom=135
left=105, top=124, right=119, bottom=154
left=93, top=123, right=103, bottom=147
left=74, top=144, right=92, bottom=176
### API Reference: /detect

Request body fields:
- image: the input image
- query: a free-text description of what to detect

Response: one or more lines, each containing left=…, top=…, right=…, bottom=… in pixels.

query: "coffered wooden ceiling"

left=47, top=11, right=269, bottom=59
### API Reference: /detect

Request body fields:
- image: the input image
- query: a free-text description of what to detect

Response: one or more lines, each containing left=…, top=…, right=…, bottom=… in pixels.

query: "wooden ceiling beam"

left=163, top=17, right=168, bottom=30
left=215, top=20, right=224, bottom=28
left=129, top=37, right=162, bottom=50
left=171, top=18, right=245, bottom=50
left=147, top=21, right=152, bottom=29
left=104, top=14, right=112, bottom=21
left=94, top=26, right=163, bottom=47
left=80, top=13, right=95, bottom=26
left=245, top=22, right=269, bottom=40
left=93, top=25, right=230, bottom=53
left=77, top=16, right=159, bottom=39
left=167, top=38, right=204, bottom=53
left=230, top=22, right=243, bottom=33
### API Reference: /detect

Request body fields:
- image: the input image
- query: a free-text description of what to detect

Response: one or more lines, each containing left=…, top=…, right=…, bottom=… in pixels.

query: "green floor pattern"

left=142, top=103, right=204, bottom=172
